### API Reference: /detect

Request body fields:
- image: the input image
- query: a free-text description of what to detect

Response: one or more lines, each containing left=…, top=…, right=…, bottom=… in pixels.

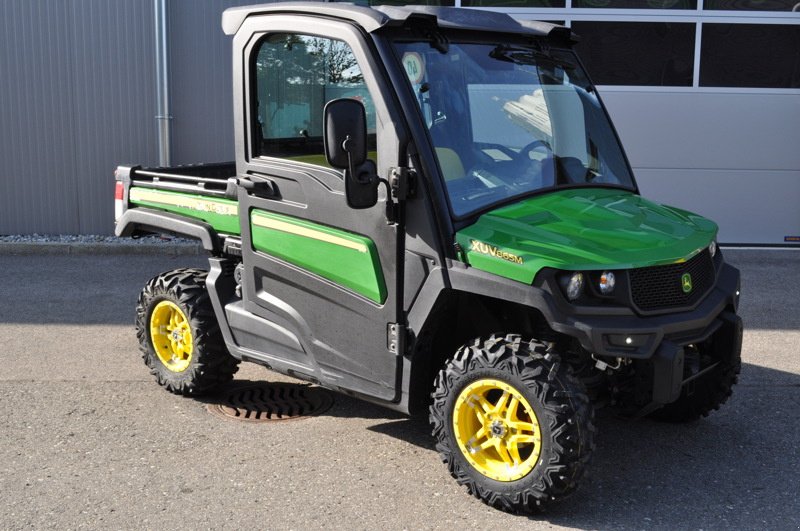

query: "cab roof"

left=221, top=2, right=574, bottom=43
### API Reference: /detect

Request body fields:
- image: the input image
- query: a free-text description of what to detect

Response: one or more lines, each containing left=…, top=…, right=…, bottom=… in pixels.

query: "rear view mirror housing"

left=323, top=98, right=378, bottom=209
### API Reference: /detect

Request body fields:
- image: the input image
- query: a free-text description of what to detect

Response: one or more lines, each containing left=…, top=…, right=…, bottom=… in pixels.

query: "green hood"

left=455, top=188, right=718, bottom=284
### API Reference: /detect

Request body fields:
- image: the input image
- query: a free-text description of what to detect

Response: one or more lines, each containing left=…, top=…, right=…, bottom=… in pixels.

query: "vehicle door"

left=234, top=17, right=402, bottom=401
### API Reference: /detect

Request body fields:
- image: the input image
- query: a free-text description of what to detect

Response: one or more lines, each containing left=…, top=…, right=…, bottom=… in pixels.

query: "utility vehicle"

left=115, top=3, right=742, bottom=513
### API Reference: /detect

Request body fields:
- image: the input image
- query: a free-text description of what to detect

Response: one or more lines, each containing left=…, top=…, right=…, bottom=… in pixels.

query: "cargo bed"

left=124, top=162, right=237, bottom=198
left=115, top=162, right=242, bottom=252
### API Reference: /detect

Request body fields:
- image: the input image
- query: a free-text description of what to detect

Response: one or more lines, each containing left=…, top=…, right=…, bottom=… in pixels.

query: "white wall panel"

left=602, top=90, right=800, bottom=244
left=0, top=1, right=797, bottom=243
left=635, top=169, right=800, bottom=244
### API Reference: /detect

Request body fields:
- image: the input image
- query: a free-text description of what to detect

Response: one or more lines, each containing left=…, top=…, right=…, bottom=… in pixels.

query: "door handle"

left=239, top=177, right=278, bottom=198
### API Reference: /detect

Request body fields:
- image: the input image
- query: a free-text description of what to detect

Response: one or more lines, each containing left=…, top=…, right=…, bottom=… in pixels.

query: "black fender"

left=115, top=207, right=221, bottom=253
left=406, top=260, right=557, bottom=335
left=408, top=259, right=740, bottom=360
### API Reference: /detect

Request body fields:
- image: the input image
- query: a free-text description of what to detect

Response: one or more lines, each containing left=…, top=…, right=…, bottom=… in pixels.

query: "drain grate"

left=207, top=383, right=333, bottom=422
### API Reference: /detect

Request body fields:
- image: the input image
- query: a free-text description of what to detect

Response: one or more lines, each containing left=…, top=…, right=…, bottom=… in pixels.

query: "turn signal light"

left=598, top=271, right=615, bottom=295
left=114, top=181, right=124, bottom=221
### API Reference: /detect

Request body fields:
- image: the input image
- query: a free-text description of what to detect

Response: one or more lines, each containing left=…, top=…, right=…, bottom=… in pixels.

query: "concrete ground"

left=0, top=248, right=797, bottom=530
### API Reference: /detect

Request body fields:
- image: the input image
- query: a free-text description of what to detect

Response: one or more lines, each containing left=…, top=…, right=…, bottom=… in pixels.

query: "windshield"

left=394, top=40, right=635, bottom=217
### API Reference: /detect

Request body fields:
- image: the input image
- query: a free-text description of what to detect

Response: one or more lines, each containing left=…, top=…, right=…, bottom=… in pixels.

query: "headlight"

left=598, top=271, right=615, bottom=295
left=709, top=240, right=717, bottom=258
left=560, top=272, right=584, bottom=301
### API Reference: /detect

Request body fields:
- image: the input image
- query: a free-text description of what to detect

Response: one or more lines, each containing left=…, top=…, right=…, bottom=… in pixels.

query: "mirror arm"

left=342, top=134, right=372, bottom=185
left=343, top=133, right=394, bottom=221
left=342, top=135, right=357, bottom=181
left=377, top=177, right=397, bottom=224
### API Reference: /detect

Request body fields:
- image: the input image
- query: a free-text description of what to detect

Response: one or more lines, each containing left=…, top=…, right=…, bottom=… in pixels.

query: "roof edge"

left=222, top=2, right=391, bottom=35
left=221, top=2, right=574, bottom=42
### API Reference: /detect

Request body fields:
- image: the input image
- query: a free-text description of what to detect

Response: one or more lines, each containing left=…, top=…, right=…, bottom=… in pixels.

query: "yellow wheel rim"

left=149, top=300, right=193, bottom=373
left=453, top=378, right=543, bottom=482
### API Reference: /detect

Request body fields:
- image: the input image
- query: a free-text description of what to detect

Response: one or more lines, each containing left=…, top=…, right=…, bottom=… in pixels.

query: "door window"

left=251, top=33, right=377, bottom=167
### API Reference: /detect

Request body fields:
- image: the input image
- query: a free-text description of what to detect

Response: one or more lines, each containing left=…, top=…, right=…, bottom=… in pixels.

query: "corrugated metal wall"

left=0, top=0, right=159, bottom=234
left=169, top=0, right=252, bottom=164
left=1, top=1, right=797, bottom=243
left=0, top=0, right=247, bottom=235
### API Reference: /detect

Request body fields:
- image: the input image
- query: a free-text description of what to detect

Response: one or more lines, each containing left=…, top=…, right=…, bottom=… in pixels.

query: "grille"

left=629, top=249, right=715, bottom=313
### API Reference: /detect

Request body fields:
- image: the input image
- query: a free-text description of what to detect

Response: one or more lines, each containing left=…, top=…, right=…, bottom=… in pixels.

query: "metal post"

left=154, top=0, right=171, bottom=167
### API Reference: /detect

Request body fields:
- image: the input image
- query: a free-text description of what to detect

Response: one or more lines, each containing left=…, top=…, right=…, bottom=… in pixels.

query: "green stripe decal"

left=251, top=210, right=387, bottom=304
left=129, top=187, right=240, bottom=235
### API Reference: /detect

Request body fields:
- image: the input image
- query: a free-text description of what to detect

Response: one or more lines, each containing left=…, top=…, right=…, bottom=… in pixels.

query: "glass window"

left=572, top=22, right=696, bottom=86
left=461, top=0, right=564, bottom=7
left=369, top=0, right=455, bottom=5
left=252, top=34, right=377, bottom=166
left=704, top=0, right=800, bottom=11
left=573, top=0, right=696, bottom=7
left=700, top=24, right=800, bottom=88
left=393, top=40, right=634, bottom=217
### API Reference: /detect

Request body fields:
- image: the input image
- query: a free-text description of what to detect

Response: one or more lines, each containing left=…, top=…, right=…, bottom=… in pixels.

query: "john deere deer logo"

left=681, top=273, right=693, bottom=293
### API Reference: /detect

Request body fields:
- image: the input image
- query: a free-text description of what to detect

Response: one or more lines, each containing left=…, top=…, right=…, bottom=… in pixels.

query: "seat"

left=435, top=147, right=465, bottom=181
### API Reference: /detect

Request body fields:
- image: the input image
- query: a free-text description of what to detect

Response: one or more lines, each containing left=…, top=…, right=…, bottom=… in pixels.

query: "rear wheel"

left=430, top=334, right=594, bottom=513
left=135, top=268, right=239, bottom=395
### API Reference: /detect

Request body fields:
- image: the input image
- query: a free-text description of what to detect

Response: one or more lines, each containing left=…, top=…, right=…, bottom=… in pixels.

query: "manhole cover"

left=207, top=383, right=333, bottom=422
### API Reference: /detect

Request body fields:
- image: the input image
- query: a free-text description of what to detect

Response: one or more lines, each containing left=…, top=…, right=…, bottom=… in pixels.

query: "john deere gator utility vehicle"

left=115, top=3, right=742, bottom=513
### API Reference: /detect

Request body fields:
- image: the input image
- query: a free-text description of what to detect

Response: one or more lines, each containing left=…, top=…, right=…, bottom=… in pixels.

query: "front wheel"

left=430, top=335, right=594, bottom=513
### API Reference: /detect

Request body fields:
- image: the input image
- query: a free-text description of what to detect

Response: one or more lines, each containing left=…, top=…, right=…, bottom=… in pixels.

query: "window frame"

left=489, top=8, right=800, bottom=91
left=699, top=22, right=800, bottom=88
left=571, top=20, right=697, bottom=87
left=238, top=15, right=400, bottom=180
left=388, top=35, right=639, bottom=222
left=248, top=32, right=379, bottom=166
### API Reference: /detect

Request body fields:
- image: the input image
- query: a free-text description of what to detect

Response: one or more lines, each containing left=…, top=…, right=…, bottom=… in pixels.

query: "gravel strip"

left=0, top=234, right=203, bottom=255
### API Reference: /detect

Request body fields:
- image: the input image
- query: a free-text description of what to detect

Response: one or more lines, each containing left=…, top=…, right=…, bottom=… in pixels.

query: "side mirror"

left=323, top=98, right=378, bottom=209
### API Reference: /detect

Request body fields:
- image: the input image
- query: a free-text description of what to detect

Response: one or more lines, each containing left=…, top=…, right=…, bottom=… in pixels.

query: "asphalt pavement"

left=0, top=247, right=798, bottom=530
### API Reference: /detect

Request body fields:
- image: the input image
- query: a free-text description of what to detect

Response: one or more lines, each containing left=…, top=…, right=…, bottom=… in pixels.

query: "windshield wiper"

left=489, top=45, right=576, bottom=70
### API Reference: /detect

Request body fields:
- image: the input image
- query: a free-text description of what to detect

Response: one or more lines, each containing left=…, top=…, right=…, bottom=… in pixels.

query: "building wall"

left=0, top=0, right=797, bottom=243
left=168, top=0, right=253, bottom=164
left=603, top=90, right=800, bottom=244
left=509, top=4, right=800, bottom=245
left=0, top=0, right=159, bottom=234
left=0, top=0, right=249, bottom=235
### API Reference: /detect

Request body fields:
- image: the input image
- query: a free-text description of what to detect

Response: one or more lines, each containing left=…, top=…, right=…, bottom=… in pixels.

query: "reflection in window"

left=700, top=24, right=800, bottom=88
left=462, top=0, right=564, bottom=6
left=252, top=34, right=377, bottom=166
left=368, top=0, right=455, bottom=5
left=573, top=22, right=695, bottom=86
left=704, top=0, right=800, bottom=11
left=393, top=41, right=634, bottom=217
left=573, top=0, right=696, bottom=7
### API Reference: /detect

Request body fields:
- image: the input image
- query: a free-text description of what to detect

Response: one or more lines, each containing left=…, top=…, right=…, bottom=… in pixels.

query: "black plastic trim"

left=127, top=179, right=229, bottom=198
left=115, top=207, right=221, bottom=253
left=206, top=258, right=243, bottom=360
left=408, top=260, right=741, bottom=361
left=651, top=341, right=684, bottom=404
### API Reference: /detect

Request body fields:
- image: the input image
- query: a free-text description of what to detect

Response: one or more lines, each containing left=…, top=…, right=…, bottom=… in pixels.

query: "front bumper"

left=547, top=262, right=740, bottom=359
left=544, top=262, right=742, bottom=404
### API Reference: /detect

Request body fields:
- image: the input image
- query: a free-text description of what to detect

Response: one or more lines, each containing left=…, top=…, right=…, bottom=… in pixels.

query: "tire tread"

left=430, top=334, right=594, bottom=513
left=135, top=268, right=239, bottom=396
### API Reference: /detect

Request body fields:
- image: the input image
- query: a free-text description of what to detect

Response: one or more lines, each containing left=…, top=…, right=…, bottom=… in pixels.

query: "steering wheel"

left=516, top=139, right=552, bottom=162
left=498, top=139, right=554, bottom=189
